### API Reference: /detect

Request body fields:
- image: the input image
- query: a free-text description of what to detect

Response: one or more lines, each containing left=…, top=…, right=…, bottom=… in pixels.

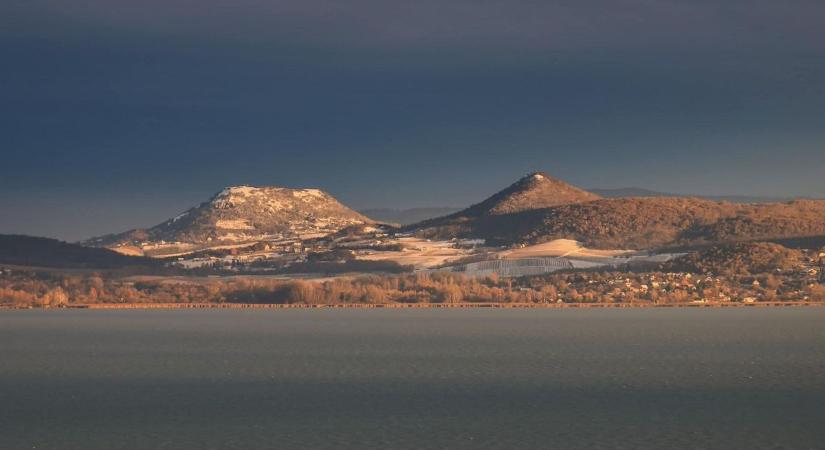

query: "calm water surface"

left=1, top=308, right=824, bottom=449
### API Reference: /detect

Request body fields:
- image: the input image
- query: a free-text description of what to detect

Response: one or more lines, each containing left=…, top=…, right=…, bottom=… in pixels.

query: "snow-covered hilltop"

left=86, top=185, right=373, bottom=255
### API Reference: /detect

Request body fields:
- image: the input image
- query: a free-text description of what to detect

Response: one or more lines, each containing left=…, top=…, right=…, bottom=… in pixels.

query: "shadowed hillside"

left=0, top=235, right=160, bottom=269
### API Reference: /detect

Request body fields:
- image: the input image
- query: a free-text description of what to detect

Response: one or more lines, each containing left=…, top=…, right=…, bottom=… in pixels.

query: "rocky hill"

left=408, top=172, right=601, bottom=236
left=88, top=186, right=373, bottom=249
left=460, top=172, right=601, bottom=216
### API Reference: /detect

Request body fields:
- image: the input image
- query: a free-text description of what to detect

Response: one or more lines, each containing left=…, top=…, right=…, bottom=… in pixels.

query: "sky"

left=1, top=0, right=824, bottom=241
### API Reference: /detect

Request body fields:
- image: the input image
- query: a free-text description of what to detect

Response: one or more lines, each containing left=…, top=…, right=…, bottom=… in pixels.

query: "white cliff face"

left=211, top=186, right=261, bottom=208
left=211, top=186, right=335, bottom=211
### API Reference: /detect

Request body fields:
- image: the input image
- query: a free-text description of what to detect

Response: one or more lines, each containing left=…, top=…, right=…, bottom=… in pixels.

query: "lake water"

left=1, top=308, right=824, bottom=449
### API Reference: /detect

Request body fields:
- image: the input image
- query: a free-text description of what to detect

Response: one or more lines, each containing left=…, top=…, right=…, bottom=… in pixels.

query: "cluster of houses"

left=168, top=225, right=400, bottom=271
left=552, top=264, right=825, bottom=303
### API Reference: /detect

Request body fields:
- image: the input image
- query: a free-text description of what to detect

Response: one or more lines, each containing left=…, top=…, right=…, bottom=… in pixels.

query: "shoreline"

left=3, top=301, right=825, bottom=310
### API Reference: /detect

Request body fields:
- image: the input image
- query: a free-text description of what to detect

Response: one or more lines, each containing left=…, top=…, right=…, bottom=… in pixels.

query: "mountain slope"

left=89, top=185, right=373, bottom=248
left=0, top=234, right=159, bottom=269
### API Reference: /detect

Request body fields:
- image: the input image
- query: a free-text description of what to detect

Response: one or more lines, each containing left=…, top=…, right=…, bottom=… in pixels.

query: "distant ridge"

left=359, top=207, right=460, bottom=225
left=590, top=187, right=812, bottom=204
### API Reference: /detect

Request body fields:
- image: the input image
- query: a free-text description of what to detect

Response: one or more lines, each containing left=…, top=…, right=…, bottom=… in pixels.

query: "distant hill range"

left=86, top=186, right=372, bottom=249
left=359, top=207, right=460, bottom=225
left=74, top=173, right=825, bottom=257
left=590, top=187, right=811, bottom=204
left=0, top=235, right=159, bottom=269
left=409, top=172, right=825, bottom=250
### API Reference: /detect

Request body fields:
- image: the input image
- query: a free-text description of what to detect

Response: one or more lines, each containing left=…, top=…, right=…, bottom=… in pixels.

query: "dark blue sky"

left=2, top=0, right=824, bottom=241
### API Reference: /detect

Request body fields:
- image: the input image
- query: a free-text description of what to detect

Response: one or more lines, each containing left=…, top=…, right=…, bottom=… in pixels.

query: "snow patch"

left=264, top=199, right=290, bottom=210
left=212, top=186, right=260, bottom=208
left=292, top=189, right=327, bottom=201
left=227, top=186, right=258, bottom=196
left=216, top=219, right=256, bottom=230
left=171, top=211, right=190, bottom=222
left=215, top=185, right=258, bottom=199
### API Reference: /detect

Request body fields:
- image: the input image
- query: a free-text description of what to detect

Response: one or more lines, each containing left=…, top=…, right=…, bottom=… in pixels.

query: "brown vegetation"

left=666, top=242, right=803, bottom=276
left=415, top=197, right=825, bottom=250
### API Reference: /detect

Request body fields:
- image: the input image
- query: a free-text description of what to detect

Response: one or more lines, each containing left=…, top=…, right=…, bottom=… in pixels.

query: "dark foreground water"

left=1, top=309, right=824, bottom=449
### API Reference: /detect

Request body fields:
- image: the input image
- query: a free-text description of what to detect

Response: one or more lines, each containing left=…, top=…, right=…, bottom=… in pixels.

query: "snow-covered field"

left=357, top=237, right=473, bottom=269
left=115, top=232, right=683, bottom=278
left=356, top=237, right=683, bottom=276
left=215, top=219, right=256, bottom=230
left=498, top=239, right=632, bottom=259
